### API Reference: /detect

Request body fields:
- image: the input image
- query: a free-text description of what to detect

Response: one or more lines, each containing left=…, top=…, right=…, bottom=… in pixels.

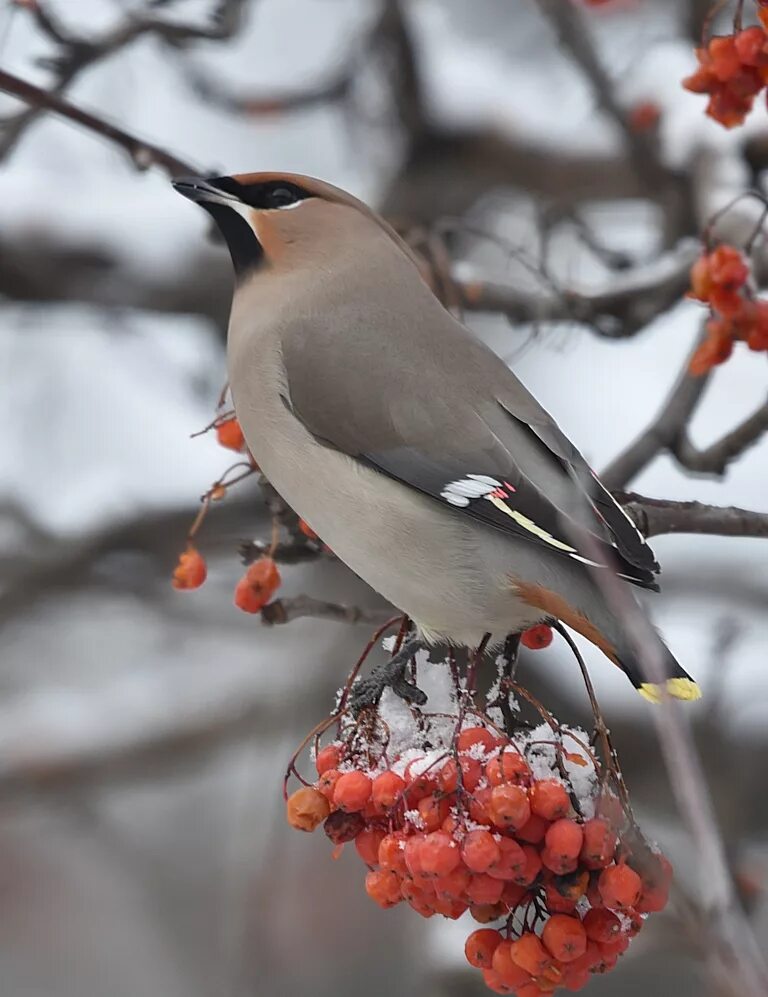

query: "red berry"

left=544, top=883, right=577, bottom=915
left=509, top=932, right=553, bottom=976
left=465, top=928, right=502, bottom=968
left=465, top=872, right=505, bottom=905
left=481, top=968, right=517, bottom=995
left=636, top=884, right=669, bottom=913
left=333, top=771, right=372, bottom=813
left=419, top=830, right=461, bottom=877
left=215, top=417, right=245, bottom=452
left=542, top=914, right=588, bottom=963
left=599, top=933, right=630, bottom=957
left=457, top=726, right=498, bottom=754
left=437, top=758, right=459, bottom=793
left=355, top=826, right=385, bottom=866
left=598, top=863, right=643, bottom=909
left=501, top=881, right=528, bottom=909
left=521, top=624, right=553, bottom=649
left=580, top=818, right=617, bottom=868
left=378, top=833, right=408, bottom=875
left=323, top=809, right=364, bottom=844
left=513, top=844, right=543, bottom=886
left=541, top=847, right=578, bottom=876
left=487, top=836, right=527, bottom=881
left=489, top=784, right=531, bottom=830
left=434, top=865, right=472, bottom=900
left=545, top=819, right=584, bottom=862
left=468, top=787, right=493, bottom=825
left=286, top=786, right=330, bottom=832
left=470, top=901, right=508, bottom=924
left=491, top=940, right=535, bottom=987
left=530, top=780, right=570, bottom=820
left=298, top=518, right=319, bottom=540
left=462, top=829, right=501, bottom=873
left=460, top=755, right=484, bottom=791
left=418, top=793, right=450, bottom=832
left=315, top=744, right=341, bottom=775
left=234, top=557, right=281, bottom=613
left=171, top=545, right=207, bottom=590
left=371, top=769, right=406, bottom=811
left=365, top=868, right=402, bottom=908
left=517, top=813, right=550, bottom=843
left=486, top=750, right=530, bottom=786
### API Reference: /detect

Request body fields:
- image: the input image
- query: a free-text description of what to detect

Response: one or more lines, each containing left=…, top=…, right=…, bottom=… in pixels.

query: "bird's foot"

left=350, top=638, right=427, bottom=714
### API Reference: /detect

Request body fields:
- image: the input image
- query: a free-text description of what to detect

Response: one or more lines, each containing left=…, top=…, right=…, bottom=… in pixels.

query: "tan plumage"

left=173, top=171, right=700, bottom=704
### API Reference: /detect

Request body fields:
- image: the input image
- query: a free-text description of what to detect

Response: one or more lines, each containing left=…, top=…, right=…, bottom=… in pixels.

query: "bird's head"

left=172, top=171, right=423, bottom=278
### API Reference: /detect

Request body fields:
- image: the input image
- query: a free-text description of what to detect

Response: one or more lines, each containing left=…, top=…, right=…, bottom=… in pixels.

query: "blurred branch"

left=184, top=64, right=354, bottom=115
left=672, top=400, right=768, bottom=475
left=601, top=326, right=713, bottom=488
left=619, top=493, right=768, bottom=539
left=457, top=241, right=698, bottom=338
left=0, top=0, right=249, bottom=159
left=261, top=596, right=393, bottom=626
left=603, top=322, right=768, bottom=489
left=0, top=68, right=200, bottom=175
left=533, top=0, right=670, bottom=191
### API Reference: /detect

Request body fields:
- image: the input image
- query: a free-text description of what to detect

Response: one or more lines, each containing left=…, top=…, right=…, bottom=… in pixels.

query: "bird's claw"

left=349, top=639, right=427, bottom=714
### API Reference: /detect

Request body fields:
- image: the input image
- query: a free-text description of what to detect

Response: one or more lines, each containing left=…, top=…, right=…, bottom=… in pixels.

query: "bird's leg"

left=498, top=633, right=521, bottom=735
left=350, top=637, right=427, bottom=713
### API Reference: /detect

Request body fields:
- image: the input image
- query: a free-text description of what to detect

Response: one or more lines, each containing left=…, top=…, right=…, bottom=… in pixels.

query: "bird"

left=173, top=171, right=701, bottom=707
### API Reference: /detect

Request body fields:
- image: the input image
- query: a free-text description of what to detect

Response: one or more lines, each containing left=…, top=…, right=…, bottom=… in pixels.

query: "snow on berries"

left=687, top=243, right=768, bottom=373
left=285, top=652, right=673, bottom=994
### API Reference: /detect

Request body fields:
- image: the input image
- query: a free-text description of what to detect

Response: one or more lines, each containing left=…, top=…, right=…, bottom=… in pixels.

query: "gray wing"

left=280, top=293, right=658, bottom=589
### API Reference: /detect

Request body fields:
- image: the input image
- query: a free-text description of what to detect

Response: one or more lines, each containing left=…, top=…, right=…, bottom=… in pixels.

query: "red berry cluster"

left=287, top=720, right=671, bottom=995
left=683, top=19, right=768, bottom=128
left=688, top=244, right=768, bottom=374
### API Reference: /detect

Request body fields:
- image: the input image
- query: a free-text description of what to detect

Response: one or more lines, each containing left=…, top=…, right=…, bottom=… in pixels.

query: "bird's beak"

left=172, top=176, right=240, bottom=207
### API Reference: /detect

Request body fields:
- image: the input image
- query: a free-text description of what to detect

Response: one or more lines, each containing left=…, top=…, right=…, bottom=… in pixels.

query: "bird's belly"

left=236, top=386, right=539, bottom=645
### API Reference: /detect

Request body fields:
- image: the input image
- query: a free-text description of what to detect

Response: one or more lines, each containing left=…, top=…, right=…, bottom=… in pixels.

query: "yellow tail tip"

left=639, top=678, right=702, bottom=704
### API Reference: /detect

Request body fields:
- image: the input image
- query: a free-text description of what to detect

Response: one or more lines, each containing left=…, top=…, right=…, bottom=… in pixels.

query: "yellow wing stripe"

left=487, top=496, right=578, bottom=553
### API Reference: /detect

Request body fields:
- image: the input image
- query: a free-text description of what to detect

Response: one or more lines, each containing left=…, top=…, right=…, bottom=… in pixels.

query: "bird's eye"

left=266, top=185, right=300, bottom=209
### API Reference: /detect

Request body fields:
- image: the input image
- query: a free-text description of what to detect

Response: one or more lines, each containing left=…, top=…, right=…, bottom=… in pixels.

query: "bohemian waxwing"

left=173, top=172, right=700, bottom=707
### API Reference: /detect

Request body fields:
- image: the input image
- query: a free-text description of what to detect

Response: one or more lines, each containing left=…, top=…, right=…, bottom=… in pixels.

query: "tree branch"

left=533, top=0, right=670, bottom=191
left=618, top=493, right=768, bottom=539
left=672, top=401, right=768, bottom=476
left=457, top=242, right=698, bottom=339
left=260, top=596, right=393, bottom=627
left=0, top=68, right=199, bottom=175
left=600, top=327, right=713, bottom=489
left=0, top=0, right=249, bottom=160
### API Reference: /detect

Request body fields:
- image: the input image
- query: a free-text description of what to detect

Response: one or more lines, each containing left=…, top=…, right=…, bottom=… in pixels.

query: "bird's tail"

left=515, top=580, right=701, bottom=703
left=610, top=640, right=701, bottom=704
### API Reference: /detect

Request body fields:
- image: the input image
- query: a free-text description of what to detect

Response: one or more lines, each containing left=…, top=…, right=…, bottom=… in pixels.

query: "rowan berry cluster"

left=683, top=16, right=768, bottom=128
left=688, top=244, right=768, bottom=374
left=286, top=655, right=671, bottom=996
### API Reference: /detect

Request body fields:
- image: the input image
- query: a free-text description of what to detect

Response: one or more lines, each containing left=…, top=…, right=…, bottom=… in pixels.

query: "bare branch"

left=0, top=68, right=199, bottom=175
left=601, top=327, right=713, bottom=489
left=0, top=0, right=250, bottom=159
left=458, top=242, right=698, bottom=339
left=672, top=401, right=768, bottom=475
left=183, top=64, right=354, bottom=115
left=261, top=596, right=393, bottom=627
left=533, top=0, right=671, bottom=191
left=619, top=493, right=768, bottom=539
